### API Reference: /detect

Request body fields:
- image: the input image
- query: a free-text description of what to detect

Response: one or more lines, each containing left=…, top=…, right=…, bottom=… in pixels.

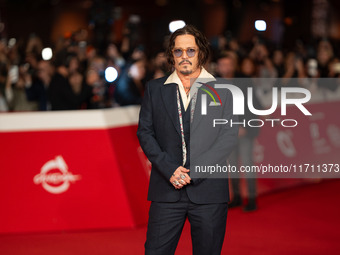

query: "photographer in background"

left=113, top=57, right=146, bottom=106
left=5, top=63, right=38, bottom=111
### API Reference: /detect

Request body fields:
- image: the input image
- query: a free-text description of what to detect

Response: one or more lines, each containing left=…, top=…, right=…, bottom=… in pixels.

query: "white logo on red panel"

left=253, top=139, right=264, bottom=163
left=276, top=130, right=296, bottom=157
left=33, top=155, right=81, bottom=194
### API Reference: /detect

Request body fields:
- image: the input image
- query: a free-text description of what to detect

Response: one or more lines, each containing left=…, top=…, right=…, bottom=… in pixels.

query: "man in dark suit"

left=137, top=25, right=238, bottom=255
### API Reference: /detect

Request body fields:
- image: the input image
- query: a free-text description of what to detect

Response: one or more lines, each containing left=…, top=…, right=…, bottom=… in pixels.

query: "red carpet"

left=1, top=180, right=339, bottom=255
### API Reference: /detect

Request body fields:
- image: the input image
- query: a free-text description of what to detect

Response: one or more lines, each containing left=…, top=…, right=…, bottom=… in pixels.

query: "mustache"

left=179, top=60, right=192, bottom=65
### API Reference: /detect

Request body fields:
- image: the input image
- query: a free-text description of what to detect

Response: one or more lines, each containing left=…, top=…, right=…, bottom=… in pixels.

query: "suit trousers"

left=145, top=188, right=228, bottom=255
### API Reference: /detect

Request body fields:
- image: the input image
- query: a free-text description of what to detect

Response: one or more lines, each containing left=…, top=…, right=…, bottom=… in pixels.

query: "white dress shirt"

left=164, top=68, right=216, bottom=111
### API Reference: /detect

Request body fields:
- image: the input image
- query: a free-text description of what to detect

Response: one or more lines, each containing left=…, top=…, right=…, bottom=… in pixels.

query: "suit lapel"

left=161, top=83, right=181, bottom=136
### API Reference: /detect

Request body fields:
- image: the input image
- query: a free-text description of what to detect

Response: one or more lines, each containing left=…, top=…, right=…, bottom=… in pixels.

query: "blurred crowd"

left=0, top=25, right=340, bottom=112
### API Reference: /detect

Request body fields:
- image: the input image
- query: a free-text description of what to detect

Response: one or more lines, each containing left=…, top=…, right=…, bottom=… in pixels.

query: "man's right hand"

left=170, top=166, right=191, bottom=189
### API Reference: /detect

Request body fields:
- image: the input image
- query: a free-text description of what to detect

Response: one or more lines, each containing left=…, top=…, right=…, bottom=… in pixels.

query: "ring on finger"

left=180, top=174, right=186, bottom=180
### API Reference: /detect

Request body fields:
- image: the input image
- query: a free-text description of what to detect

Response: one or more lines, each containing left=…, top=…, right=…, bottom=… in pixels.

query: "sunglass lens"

left=174, top=49, right=183, bottom=57
left=187, top=49, right=196, bottom=57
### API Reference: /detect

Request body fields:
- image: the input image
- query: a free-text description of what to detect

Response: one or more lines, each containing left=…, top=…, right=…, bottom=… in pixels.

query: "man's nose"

left=182, top=50, right=189, bottom=59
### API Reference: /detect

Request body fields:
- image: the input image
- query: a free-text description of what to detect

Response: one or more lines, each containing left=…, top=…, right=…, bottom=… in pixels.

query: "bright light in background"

left=169, top=20, right=186, bottom=33
left=105, top=67, right=118, bottom=82
left=42, top=48, right=53, bottom=60
left=255, top=20, right=267, bottom=31
left=8, top=38, right=16, bottom=48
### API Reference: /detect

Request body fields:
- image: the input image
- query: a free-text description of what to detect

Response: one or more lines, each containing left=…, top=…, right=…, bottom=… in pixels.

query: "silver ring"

left=180, top=174, right=186, bottom=180
left=174, top=180, right=180, bottom=186
left=180, top=180, right=185, bottom=184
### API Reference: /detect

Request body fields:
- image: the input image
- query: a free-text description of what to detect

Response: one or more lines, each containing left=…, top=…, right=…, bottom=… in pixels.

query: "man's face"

left=217, top=57, right=235, bottom=78
left=173, top=34, right=199, bottom=75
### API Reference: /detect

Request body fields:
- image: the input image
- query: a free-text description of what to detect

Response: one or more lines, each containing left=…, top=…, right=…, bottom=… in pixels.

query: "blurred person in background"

left=49, top=53, right=90, bottom=110
left=282, top=52, right=306, bottom=79
left=216, top=51, right=240, bottom=79
left=281, top=52, right=306, bottom=87
left=316, top=39, right=339, bottom=92
left=216, top=53, right=263, bottom=212
left=25, top=59, right=54, bottom=111
left=68, top=71, right=93, bottom=109
left=66, top=53, right=81, bottom=75
left=25, top=34, right=43, bottom=71
left=106, top=42, right=125, bottom=70
left=317, top=39, right=334, bottom=78
left=85, top=45, right=97, bottom=69
left=240, top=57, right=256, bottom=78
left=0, top=45, right=8, bottom=111
left=4, top=37, right=38, bottom=111
left=113, top=44, right=148, bottom=106
left=86, top=56, right=109, bottom=108
left=5, top=62, right=38, bottom=111
left=24, top=51, right=40, bottom=73
left=272, top=49, right=285, bottom=78
left=48, top=53, right=71, bottom=110
left=150, top=51, right=168, bottom=80
left=249, top=41, right=277, bottom=94
left=25, top=34, right=43, bottom=57
left=210, top=33, right=246, bottom=61
left=114, top=58, right=146, bottom=106
left=105, top=42, right=126, bottom=106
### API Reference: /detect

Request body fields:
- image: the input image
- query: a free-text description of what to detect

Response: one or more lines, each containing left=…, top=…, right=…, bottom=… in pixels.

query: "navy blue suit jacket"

left=137, top=76, right=238, bottom=204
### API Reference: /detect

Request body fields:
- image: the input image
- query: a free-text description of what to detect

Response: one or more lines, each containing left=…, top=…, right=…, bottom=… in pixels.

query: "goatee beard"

left=180, top=70, right=193, bottom=75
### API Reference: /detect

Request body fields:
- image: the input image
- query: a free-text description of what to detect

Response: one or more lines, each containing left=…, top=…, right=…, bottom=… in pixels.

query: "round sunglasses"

left=173, top=48, right=197, bottom=58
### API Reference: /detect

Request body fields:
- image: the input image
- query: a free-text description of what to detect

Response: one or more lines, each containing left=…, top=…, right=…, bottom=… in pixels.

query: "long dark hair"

left=166, top=25, right=210, bottom=68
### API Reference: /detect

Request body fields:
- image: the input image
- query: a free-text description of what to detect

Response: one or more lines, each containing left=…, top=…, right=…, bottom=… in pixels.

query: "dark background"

left=1, top=0, right=339, bottom=54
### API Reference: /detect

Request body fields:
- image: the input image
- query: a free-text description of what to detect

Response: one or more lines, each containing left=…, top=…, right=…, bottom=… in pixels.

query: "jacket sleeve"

left=137, top=82, right=179, bottom=181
